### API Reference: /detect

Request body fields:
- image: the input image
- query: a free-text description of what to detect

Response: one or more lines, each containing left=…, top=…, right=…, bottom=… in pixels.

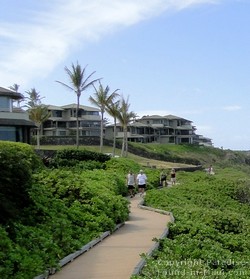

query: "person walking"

left=126, top=170, right=136, bottom=198
left=170, top=168, right=176, bottom=186
left=208, top=165, right=215, bottom=175
left=160, top=170, right=167, bottom=187
left=136, top=170, right=147, bottom=196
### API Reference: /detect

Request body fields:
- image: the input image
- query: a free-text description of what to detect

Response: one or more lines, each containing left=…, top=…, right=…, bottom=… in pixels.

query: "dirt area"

left=137, top=158, right=194, bottom=169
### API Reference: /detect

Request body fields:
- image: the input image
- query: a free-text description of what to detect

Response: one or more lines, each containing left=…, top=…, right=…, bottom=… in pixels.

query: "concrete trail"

left=49, top=194, right=171, bottom=279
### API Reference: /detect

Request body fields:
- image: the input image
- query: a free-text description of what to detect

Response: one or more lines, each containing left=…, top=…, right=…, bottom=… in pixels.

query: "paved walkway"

left=49, top=194, right=171, bottom=279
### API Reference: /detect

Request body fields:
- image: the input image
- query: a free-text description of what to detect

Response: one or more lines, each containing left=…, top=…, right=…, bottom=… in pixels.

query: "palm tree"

left=29, top=105, right=51, bottom=149
left=116, top=96, right=137, bottom=157
left=25, top=88, right=43, bottom=108
left=9, top=83, right=23, bottom=107
left=106, top=100, right=120, bottom=157
left=25, top=88, right=50, bottom=149
left=9, top=84, right=19, bottom=92
left=56, top=62, right=100, bottom=148
left=89, top=81, right=119, bottom=152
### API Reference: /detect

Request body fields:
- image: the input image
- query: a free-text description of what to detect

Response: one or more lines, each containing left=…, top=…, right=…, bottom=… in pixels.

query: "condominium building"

left=0, top=86, right=35, bottom=143
left=42, top=104, right=101, bottom=137
left=0, top=87, right=212, bottom=147
left=105, top=114, right=213, bottom=146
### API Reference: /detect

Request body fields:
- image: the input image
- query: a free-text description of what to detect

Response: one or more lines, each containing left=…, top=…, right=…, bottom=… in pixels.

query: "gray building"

left=42, top=104, right=101, bottom=137
left=105, top=114, right=212, bottom=146
left=0, top=86, right=35, bottom=143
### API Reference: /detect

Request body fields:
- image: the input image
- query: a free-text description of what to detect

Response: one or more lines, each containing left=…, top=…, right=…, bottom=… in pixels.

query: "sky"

left=0, top=0, right=250, bottom=151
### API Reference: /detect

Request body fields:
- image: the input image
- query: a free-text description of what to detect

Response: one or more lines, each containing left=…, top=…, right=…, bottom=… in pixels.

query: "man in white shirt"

left=136, top=170, right=147, bottom=196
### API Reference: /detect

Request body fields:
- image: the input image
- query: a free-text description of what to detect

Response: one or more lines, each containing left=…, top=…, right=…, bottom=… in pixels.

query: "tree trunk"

left=100, top=111, right=104, bottom=153
left=112, top=118, right=117, bottom=157
left=76, top=95, right=80, bottom=149
left=121, top=128, right=125, bottom=157
left=37, top=126, right=40, bottom=150
left=124, top=126, right=128, bottom=157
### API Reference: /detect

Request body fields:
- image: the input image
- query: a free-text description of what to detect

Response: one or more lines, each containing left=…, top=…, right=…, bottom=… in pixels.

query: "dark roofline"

left=0, top=86, right=24, bottom=100
left=0, top=119, right=36, bottom=127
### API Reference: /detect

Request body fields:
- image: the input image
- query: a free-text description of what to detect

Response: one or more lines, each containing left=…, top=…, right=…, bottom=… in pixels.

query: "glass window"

left=81, top=111, right=99, bottom=116
left=59, top=131, right=66, bottom=136
left=0, top=126, right=17, bottom=141
left=58, top=122, right=66, bottom=128
left=0, top=96, right=11, bottom=112
left=52, top=110, right=62, bottom=117
left=69, top=122, right=76, bottom=127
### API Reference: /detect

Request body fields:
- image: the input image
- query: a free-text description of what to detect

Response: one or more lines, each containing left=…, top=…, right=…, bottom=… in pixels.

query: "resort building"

left=42, top=104, right=101, bottom=137
left=105, top=114, right=213, bottom=146
left=0, top=86, right=35, bottom=143
left=0, top=88, right=212, bottom=147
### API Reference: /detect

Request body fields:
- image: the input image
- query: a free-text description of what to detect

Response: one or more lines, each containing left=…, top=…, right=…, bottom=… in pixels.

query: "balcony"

left=0, top=111, right=30, bottom=121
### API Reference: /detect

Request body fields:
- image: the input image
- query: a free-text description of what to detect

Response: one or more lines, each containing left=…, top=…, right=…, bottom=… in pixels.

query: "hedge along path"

left=48, top=194, right=173, bottom=279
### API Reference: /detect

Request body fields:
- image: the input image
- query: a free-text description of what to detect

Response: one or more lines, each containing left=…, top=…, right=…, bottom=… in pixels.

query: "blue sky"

left=0, top=0, right=250, bottom=150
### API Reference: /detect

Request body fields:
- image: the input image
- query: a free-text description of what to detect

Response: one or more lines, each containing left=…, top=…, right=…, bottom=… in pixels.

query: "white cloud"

left=0, top=0, right=221, bottom=87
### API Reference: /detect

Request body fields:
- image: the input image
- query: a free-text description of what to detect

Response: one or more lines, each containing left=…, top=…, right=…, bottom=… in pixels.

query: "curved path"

left=49, top=194, right=171, bottom=279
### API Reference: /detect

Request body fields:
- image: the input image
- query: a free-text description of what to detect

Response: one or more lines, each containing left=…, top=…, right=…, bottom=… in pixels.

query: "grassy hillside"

left=37, top=143, right=250, bottom=170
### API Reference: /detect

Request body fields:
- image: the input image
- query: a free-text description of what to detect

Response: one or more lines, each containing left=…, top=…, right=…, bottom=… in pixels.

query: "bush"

left=134, top=168, right=250, bottom=278
left=49, top=148, right=110, bottom=168
left=0, top=141, right=43, bottom=224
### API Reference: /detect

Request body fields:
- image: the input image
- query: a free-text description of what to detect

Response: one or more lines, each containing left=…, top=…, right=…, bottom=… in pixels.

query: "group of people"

left=126, top=170, right=147, bottom=198
left=160, top=168, right=176, bottom=187
left=126, top=168, right=177, bottom=198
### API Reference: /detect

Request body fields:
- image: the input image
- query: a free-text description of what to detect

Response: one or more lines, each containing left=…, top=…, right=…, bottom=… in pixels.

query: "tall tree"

left=89, top=82, right=119, bottom=152
left=9, top=83, right=22, bottom=107
left=25, top=88, right=50, bottom=149
left=56, top=62, right=100, bottom=148
left=116, top=96, right=137, bottom=157
left=106, top=100, right=120, bottom=157
left=9, top=84, right=19, bottom=92
left=25, top=88, right=43, bottom=107
left=29, top=105, right=51, bottom=149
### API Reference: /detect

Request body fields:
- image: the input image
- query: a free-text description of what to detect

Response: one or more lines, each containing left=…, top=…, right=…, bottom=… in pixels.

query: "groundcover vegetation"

left=132, top=170, right=250, bottom=279
left=0, top=143, right=137, bottom=279
left=2, top=141, right=250, bottom=279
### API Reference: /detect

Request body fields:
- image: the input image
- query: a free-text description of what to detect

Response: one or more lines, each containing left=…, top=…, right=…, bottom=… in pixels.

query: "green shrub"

left=234, top=181, right=250, bottom=204
left=49, top=148, right=110, bottom=168
left=0, top=141, right=43, bottom=224
left=134, top=168, right=250, bottom=279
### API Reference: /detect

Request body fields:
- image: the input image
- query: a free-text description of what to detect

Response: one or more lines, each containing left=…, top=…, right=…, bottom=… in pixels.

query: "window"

left=0, top=96, right=11, bottom=112
left=59, top=131, right=66, bottom=136
left=70, top=109, right=77, bottom=117
left=0, top=126, right=22, bottom=141
left=81, top=111, right=99, bottom=116
left=69, top=122, right=76, bottom=127
left=58, top=122, right=66, bottom=128
left=52, top=110, right=62, bottom=117
left=80, top=121, right=101, bottom=128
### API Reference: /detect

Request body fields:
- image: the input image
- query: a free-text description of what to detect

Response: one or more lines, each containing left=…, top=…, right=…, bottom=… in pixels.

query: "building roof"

left=107, top=121, right=149, bottom=128
left=47, top=105, right=64, bottom=111
left=128, top=122, right=148, bottom=127
left=140, top=115, right=162, bottom=119
left=164, top=114, right=192, bottom=122
left=140, top=114, right=192, bottom=122
left=0, top=86, right=24, bottom=100
left=61, top=103, right=100, bottom=111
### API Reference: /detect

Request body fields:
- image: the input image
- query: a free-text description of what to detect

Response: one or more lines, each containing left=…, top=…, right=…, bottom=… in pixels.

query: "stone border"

left=35, top=200, right=174, bottom=279
left=131, top=199, right=175, bottom=276
left=34, top=223, right=124, bottom=279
